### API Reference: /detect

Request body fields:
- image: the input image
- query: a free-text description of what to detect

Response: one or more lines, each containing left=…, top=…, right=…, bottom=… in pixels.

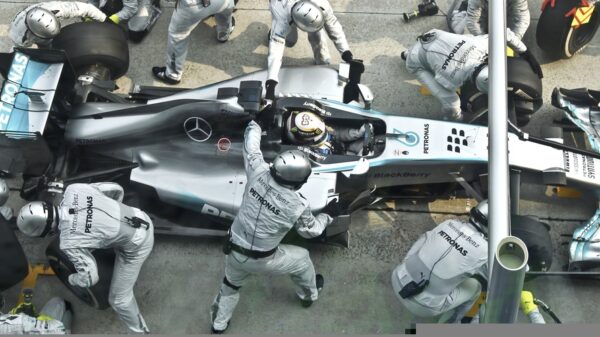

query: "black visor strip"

left=39, top=203, right=54, bottom=237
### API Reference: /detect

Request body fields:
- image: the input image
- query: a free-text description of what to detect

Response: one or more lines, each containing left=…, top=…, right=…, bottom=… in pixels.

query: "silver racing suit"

left=163, top=0, right=234, bottom=81
left=405, top=29, right=489, bottom=119
left=447, top=0, right=528, bottom=53
left=9, top=1, right=107, bottom=48
left=58, top=183, right=154, bottom=334
left=392, top=219, right=488, bottom=322
left=466, top=0, right=530, bottom=40
left=210, top=121, right=332, bottom=331
left=0, top=297, right=71, bottom=334
left=268, top=0, right=350, bottom=81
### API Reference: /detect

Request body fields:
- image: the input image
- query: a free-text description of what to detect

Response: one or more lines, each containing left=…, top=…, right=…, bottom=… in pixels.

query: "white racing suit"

left=0, top=297, right=71, bottom=334
left=268, top=0, right=350, bottom=81
left=58, top=183, right=154, bottom=333
left=448, top=0, right=530, bottom=49
left=210, top=121, right=332, bottom=331
left=9, top=1, right=107, bottom=48
left=163, top=0, right=234, bottom=80
left=392, top=219, right=488, bottom=323
left=404, top=29, right=489, bottom=119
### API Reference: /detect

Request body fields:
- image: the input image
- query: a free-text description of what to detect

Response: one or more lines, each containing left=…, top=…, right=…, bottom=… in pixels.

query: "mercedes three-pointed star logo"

left=183, top=117, right=212, bottom=142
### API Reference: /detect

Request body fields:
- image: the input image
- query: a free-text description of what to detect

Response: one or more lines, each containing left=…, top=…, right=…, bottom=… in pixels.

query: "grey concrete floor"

left=1, top=0, right=600, bottom=334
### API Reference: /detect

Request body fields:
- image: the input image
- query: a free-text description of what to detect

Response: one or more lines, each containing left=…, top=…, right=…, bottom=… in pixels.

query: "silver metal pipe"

left=487, top=0, right=511, bottom=277
left=485, top=0, right=516, bottom=322
left=483, top=236, right=529, bottom=323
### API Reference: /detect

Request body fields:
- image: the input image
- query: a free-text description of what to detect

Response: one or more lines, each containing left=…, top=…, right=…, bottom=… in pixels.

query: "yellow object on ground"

left=17, top=264, right=55, bottom=303
left=465, top=292, right=487, bottom=318
left=420, top=85, right=432, bottom=96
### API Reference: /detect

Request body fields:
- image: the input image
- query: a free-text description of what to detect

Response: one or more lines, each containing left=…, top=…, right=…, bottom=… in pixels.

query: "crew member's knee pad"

left=222, top=277, right=241, bottom=294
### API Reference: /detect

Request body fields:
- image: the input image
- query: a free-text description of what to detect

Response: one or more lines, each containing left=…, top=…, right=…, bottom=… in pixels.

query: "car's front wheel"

left=51, top=21, right=129, bottom=79
left=46, top=238, right=115, bottom=310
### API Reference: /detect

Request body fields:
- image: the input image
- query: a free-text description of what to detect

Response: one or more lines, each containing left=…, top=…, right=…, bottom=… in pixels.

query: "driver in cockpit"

left=285, top=110, right=373, bottom=156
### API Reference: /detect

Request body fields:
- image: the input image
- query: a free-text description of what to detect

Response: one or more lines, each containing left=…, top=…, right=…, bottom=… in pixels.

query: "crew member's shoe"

left=211, top=321, right=229, bottom=334
left=152, top=66, right=180, bottom=85
left=217, top=17, right=236, bottom=43
left=300, top=274, right=324, bottom=308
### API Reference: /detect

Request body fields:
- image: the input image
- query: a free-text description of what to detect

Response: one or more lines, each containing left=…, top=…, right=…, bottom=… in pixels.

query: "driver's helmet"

left=286, top=110, right=330, bottom=146
left=25, top=7, right=60, bottom=40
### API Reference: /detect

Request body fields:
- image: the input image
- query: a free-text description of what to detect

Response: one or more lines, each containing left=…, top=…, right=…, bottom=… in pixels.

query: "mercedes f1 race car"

left=3, top=22, right=600, bottom=308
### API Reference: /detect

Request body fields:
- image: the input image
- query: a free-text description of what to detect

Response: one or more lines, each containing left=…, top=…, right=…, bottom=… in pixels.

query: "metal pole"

left=487, top=0, right=511, bottom=281
left=483, top=237, right=529, bottom=323
left=485, top=0, right=521, bottom=323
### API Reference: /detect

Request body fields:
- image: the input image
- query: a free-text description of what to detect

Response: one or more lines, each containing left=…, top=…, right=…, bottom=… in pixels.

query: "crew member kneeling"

left=16, top=182, right=153, bottom=334
left=392, top=201, right=489, bottom=323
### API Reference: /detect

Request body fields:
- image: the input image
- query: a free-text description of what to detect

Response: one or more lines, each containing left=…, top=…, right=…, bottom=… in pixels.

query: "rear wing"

left=0, top=48, right=70, bottom=134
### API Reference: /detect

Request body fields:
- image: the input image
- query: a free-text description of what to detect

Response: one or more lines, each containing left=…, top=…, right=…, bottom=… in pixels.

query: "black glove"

left=520, top=49, right=543, bottom=79
left=341, top=50, right=353, bottom=63
left=265, top=79, right=277, bottom=100
left=321, top=199, right=343, bottom=217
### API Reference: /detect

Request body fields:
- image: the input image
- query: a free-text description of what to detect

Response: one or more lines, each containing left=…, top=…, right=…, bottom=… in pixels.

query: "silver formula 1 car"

left=3, top=22, right=600, bottom=308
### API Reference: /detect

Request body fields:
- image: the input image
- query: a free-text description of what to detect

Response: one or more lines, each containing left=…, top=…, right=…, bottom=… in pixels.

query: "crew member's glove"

left=520, top=291, right=538, bottom=315
left=321, top=199, right=343, bottom=217
left=265, top=79, right=277, bottom=100
left=107, top=14, right=120, bottom=24
left=520, top=49, right=543, bottom=79
left=341, top=50, right=353, bottom=63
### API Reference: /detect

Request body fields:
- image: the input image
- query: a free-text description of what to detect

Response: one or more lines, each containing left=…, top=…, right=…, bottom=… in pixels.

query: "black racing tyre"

left=460, top=57, right=541, bottom=127
left=516, top=113, right=532, bottom=127
left=51, top=22, right=129, bottom=79
left=507, top=57, right=543, bottom=102
left=46, top=238, right=115, bottom=310
left=537, top=0, right=600, bottom=59
left=511, top=215, right=553, bottom=272
left=0, top=219, right=29, bottom=291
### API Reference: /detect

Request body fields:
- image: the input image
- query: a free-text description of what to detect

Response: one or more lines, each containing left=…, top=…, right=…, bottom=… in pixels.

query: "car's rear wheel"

left=537, top=0, right=600, bottom=59
left=46, top=238, right=115, bottom=309
left=511, top=215, right=553, bottom=272
left=461, top=57, right=542, bottom=127
left=52, top=22, right=129, bottom=79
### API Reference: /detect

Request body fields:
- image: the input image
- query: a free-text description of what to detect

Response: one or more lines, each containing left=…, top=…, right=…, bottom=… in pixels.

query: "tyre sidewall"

left=46, top=237, right=115, bottom=310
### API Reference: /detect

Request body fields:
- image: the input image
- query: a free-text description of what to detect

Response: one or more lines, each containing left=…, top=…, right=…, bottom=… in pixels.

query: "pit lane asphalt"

left=1, top=0, right=600, bottom=333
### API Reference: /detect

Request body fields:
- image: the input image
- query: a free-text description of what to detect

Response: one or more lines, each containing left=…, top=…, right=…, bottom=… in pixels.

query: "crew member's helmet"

left=25, top=7, right=61, bottom=40
left=469, top=199, right=489, bottom=234
left=291, top=1, right=325, bottom=33
left=0, top=179, right=9, bottom=205
left=270, top=150, right=312, bottom=189
left=286, top=111, right=329, bottom=145
left=16, top=201, right=57, bottom=237
left=474, top=65, right=489, bottom=94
